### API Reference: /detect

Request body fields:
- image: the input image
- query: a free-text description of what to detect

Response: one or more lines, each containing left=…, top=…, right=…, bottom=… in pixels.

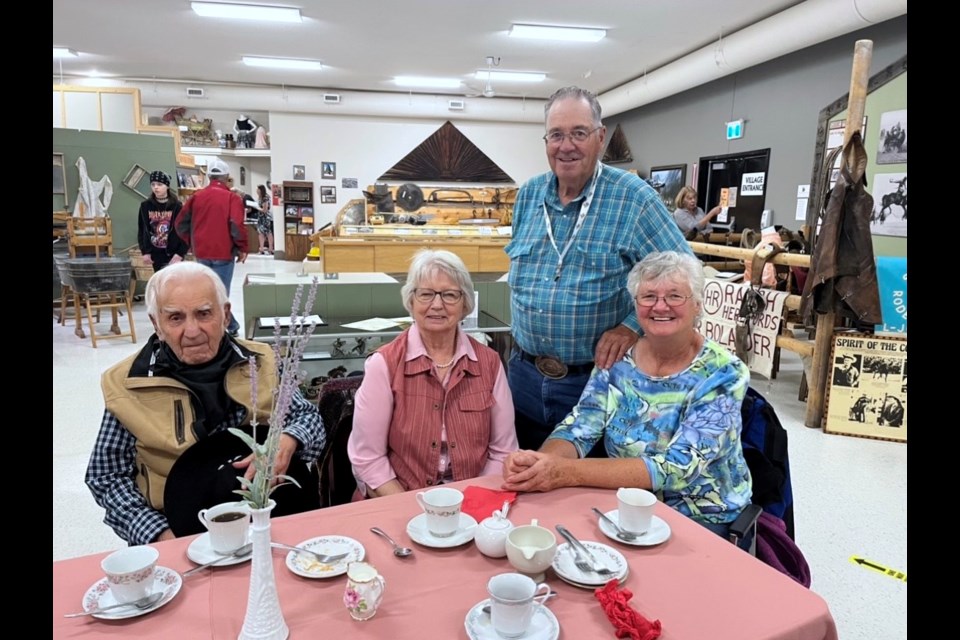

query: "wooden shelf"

left=181, top=146, right=271, bottom=158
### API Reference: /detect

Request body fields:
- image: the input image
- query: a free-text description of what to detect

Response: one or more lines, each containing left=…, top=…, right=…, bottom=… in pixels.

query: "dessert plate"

left=597, top=510, right=672, bottom=547
left=406, top=513, right=478, bottom=548
left=551, top=541, right=628, bottom=587
left=187, top=531, right=253, bottom=566
left=285, top=535, right=365, bottom=579
left=81, top=566, right=182, bottom=620
left=464, top=598, right=559, bottom=640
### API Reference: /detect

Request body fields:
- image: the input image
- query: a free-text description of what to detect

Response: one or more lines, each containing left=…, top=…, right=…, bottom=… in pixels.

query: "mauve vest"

left=378, top=328, right=501, bottom=491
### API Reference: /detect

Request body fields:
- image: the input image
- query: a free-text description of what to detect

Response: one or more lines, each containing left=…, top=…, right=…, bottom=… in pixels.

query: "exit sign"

left=726, top=119, right=744, bottom=140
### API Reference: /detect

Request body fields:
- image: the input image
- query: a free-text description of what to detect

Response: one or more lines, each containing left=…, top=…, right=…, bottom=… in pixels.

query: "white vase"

left=239, top=500, right=289, bottom=640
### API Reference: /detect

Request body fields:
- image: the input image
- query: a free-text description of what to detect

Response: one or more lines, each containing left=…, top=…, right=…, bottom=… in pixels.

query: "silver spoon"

left=483, top=592, right=557, bottom=615
left=64, top=590, right=166, bottom=617
left=591, top=507, right=643, bottom=542
left=182, top=542, right=254, bottom=577
left=370, top=527, right=414, bottom=557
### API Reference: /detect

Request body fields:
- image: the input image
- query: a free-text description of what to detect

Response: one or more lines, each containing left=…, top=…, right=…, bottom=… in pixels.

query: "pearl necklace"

left=433, top=356, right=457, bottom=369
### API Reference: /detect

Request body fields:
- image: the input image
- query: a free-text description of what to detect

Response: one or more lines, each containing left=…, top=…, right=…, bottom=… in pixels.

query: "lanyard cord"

left=541, top=162, right=603, bottom=281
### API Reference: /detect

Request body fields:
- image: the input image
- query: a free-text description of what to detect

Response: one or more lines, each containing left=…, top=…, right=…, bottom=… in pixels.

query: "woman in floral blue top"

left=502, top=251, right=752, bottom=536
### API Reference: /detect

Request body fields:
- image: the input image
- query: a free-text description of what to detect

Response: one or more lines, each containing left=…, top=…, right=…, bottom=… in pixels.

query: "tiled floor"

left=52, top=254, right=907, bottom=638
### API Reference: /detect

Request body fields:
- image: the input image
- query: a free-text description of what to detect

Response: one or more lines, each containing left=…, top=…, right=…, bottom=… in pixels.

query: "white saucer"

left=81, top=566, right=182, bottom=620
left=598, top=510, right=672, bottom=546
left=551, top=541, right=629, bottom=587
left=187, top=531, right=253, bottom=566
left=406, top=513, right=478, bottom=548
left=285, top=535, right=365, bottom=579
left=464, top=599, right=559, bottom=640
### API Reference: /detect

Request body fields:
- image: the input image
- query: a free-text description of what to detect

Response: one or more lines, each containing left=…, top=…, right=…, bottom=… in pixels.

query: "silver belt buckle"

left=535, top=356, right=568, bottom=380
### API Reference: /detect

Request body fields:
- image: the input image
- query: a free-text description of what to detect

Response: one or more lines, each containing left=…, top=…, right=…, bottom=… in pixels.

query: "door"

left=696, top=149, right=770, bottom=231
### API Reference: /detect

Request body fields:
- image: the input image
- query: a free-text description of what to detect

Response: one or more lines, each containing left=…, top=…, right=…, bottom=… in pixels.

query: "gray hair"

left=400, top=249, right=476, bottom=319
left=145, top=261, right=228, bottom=320
left=544, top=87, right=602, bottom=127
left=627, top=251, right=705, bottom=317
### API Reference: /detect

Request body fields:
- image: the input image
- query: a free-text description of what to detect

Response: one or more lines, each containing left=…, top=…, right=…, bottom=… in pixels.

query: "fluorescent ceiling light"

left=191, top=2, right=301, bottom=22
left=394, top=76, right=461, bottom=89
left=242, top=56, right=322, bottom=70
left=509, top=23, right=606, bottom=42
left=53, top=47, right=78, bottom=58
left=475, top=70, right=546, bottom=83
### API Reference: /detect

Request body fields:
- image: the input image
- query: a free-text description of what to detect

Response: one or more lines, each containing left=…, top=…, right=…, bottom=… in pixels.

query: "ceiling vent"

left=448, top=99, right=465, bottom=111
left=186, top=87, right=205, bottom=98
left=323, top=93, right=341, bottom=104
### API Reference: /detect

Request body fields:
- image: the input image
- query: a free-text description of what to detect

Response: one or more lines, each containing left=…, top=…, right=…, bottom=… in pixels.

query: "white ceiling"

left=54, top=0, right=808, bottom=101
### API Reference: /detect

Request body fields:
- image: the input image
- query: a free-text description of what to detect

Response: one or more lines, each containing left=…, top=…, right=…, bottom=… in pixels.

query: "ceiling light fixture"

left=393, top=76, right=461, bottom=89
left=53, top=47, right=78, bottom=58
left=509, top=23, right=606, bottom=42
left=242, top=56, right=322, bottom=70
left=474, top=70, right=546, bottom=83
left=191, top=2, right=302, bottom=22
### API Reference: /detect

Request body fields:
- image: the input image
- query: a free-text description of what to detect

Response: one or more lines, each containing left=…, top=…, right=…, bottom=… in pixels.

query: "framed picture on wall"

left=53, top=152, right=69, bottom=207
left=321, top=162, right=336, bottom=179
left=648, top=164, right=687, bottom=211
left=320, top=186, right=337, bottom=203
left=822, top=332, right=907, bottom=442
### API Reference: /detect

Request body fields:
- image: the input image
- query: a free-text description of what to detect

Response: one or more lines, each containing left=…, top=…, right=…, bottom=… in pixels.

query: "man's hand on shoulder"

left=594, top=325, right=638, bottom=369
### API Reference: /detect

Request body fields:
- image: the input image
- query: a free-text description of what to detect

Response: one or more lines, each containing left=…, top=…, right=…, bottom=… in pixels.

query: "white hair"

left=145, top=261, right=228, bottom=320
left=400, top=249, right=476, bottom=319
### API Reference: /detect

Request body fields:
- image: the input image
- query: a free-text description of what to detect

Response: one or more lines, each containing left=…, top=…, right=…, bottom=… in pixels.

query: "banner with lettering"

left=875, top=257, right=907, bottom=335
left=696, top=279, right=788, bottom=379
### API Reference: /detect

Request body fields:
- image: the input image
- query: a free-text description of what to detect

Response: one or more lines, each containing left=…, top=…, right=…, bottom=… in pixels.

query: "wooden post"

left=804, top=40, right=873, bottom=429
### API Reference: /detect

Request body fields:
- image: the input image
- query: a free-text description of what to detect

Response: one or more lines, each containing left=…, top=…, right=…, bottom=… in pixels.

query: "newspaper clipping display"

left=696, top=279, right=788, bottom=379
left=823, top=333, right=907, bottom=442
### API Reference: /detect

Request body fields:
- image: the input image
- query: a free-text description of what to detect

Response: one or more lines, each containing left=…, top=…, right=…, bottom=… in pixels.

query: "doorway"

left=696, top=149, right=770, bottom=231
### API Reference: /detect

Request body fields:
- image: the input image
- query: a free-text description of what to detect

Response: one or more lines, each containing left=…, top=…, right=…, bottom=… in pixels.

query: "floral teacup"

left=343, top=562, right=385, bottom=621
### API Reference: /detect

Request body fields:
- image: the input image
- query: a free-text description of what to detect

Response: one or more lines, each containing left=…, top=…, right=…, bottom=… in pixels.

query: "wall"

left=605, top=15, right=907, bottom=248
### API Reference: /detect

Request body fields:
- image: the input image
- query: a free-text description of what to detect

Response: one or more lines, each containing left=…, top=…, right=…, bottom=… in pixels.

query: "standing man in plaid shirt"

left=505, top=87, right=691, bottom=452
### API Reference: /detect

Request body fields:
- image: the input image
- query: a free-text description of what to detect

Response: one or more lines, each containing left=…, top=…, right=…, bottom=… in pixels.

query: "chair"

left=315, top=375, right=363, bottom=508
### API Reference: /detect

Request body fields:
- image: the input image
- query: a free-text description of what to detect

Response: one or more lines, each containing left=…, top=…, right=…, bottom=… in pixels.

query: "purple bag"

left=755, top=512, right=811, bottom=588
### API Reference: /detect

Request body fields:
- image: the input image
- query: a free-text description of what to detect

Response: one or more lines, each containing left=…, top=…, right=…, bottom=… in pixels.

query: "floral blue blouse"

left=548, top=339, right=753, bottom=525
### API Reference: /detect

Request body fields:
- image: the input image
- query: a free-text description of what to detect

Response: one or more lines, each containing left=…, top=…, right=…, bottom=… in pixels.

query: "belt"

left=518, top=350, right=593, bottom=378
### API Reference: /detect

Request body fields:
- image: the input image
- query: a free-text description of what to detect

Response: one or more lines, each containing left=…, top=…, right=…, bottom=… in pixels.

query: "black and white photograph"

left=320, top=186, right=337, bottom=204
left=862, top=356, right=902, bottom=382
left=322, top=162, right=336, bottom=179
left=342, top=177, right=358, bottom=189
left=647, top=164, right=687, bottom=211
left=869, top=172, right=907, bottom=237
left=876, top=109, right=907, bottom=164
left=293, top=164, right=305, bottom=180
left=832, top=354, right=861, bottom=388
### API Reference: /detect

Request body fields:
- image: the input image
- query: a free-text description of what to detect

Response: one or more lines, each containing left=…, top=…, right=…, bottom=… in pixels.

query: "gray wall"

left=606, top=16, right=907, bottom=235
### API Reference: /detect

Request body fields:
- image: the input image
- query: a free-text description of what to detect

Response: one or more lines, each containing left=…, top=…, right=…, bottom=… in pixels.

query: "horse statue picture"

left=876, top=110, right=907, bottom=165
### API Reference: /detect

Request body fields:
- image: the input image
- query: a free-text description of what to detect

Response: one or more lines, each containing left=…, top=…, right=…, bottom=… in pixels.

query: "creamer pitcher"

left=343, top=561, right=386, bottom=621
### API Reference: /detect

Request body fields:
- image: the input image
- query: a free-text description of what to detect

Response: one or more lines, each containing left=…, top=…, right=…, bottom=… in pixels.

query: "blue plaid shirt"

left=506, top=164, right=691, bottom=364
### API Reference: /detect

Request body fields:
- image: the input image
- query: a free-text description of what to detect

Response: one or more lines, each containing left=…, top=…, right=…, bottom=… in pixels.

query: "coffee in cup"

left=617, top=487, right=657, bottom=534
left=415, top=487, right=463, bottom=538
left=198, top=501, right=251, bottom=553
left=487, top=572, right=551, bottom=638
left=101, top=545, right=159, bottom=604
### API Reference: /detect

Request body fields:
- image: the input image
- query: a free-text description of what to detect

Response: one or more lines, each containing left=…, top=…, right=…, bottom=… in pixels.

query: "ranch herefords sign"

left=696, top=279, right=788, bottom=379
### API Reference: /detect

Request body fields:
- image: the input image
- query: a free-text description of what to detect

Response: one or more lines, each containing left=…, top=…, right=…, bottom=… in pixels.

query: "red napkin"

left=594, top=579, right=663, bottom=640
left=461, top=485, right=517, bottom=522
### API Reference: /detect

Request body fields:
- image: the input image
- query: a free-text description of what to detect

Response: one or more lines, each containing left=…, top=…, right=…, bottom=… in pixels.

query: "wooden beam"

left=687, top=242, right=811, bottom=268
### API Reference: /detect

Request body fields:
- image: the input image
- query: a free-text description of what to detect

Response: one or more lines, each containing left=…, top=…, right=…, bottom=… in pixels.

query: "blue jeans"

left=199, top=258, right=240, bottom=334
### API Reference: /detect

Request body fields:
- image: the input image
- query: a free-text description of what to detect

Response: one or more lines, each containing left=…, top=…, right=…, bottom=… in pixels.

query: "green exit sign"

left=726, top=119, right=744, bottom=140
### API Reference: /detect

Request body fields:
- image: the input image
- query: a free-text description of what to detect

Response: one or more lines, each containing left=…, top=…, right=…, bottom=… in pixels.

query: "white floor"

left=53, top=254, right=907, bottom=638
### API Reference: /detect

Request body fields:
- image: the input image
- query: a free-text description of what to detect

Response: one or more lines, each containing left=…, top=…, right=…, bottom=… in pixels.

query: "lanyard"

left=542, top=162, right=602, bottom=281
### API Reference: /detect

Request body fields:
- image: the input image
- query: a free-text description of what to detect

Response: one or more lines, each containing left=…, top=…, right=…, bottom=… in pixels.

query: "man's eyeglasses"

left=542, top=126, right=601, bottom=146
left=414, top=288, right=464, bottom=304
left=636, top=293, right=694, bottom=307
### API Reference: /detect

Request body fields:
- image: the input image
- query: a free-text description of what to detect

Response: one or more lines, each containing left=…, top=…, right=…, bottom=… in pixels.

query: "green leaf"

left=228, top=428, right=258, bottom=451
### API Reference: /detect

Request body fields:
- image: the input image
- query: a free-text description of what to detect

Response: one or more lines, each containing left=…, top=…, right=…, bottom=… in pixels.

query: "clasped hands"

left=501, top=449, right=569, bottom=493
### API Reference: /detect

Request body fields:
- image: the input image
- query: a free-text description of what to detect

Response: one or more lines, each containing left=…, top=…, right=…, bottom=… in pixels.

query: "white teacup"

left=415, top=487, right=463, bottom=538
left=487, top=572, right=551, bottom=638
left=617, top=487, right=657, bottom=534
left=198, top=501, right=251, bottom=554
left=101, top=545, right=159, bottom=604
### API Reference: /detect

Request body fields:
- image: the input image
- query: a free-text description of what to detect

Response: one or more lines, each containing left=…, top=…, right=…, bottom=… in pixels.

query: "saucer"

left=551, top=541, right=629, bottom=587
left=81, top=566, right=182, bottom=620
left=285, top=535, right=365, bottom=579
left=406, top=513, right=478, bottom=548
left=598, top=510, right=672, bottom=547
left=464, top=599, right=559, bottom=640
left=187, top=531, right=253, bottom=566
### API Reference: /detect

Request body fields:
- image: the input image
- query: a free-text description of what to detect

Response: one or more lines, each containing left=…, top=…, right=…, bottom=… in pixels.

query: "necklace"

left=433, top=356, right=457, bottom=369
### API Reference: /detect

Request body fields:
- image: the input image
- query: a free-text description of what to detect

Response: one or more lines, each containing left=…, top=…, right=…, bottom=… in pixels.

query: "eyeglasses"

left=542, top=126, right=601, bottom=145
left=414, top=288, right=464, bottom=304
left=636, top=293, right=694, bottom=307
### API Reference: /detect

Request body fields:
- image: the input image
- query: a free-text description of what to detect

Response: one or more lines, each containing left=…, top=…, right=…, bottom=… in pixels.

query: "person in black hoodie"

left=138, top=171, right=188, bottom=272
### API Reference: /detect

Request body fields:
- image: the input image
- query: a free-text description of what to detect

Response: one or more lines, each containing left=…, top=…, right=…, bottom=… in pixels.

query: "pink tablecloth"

left=53, top=475, right=838, bottom=639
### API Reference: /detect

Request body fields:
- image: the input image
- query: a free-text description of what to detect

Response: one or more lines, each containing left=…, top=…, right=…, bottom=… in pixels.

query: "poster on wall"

left=869, top=172, right=907, bottom=237
left=876, top=109, right=907, bottom=165
left=827, top=117, right=868, bottom=188
left=647, top=165, right=686, bottom=211
left=823, top=333, right=907, bottom=443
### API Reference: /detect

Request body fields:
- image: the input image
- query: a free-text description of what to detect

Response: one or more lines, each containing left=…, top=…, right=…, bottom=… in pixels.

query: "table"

left=53, top=475, right=837, bottom=639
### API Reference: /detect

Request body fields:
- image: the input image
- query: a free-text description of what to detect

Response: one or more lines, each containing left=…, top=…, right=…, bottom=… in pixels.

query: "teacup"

left=617, top=487, right=657, bottom=534
left=101, top=545, right=159, bottom=604
left=415, top=487, right=463, bottom=538
left=505, top=519, right=557, bottom=582
left=487, top=572, right=551, bottom=638
left=198, top=501, right=251, bottom=554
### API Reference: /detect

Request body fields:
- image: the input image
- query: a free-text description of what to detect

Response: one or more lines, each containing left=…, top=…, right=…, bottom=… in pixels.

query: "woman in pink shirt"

left=348, top=250, right=517, bottom=498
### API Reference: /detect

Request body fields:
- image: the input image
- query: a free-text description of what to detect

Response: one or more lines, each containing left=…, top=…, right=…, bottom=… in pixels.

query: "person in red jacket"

left=175, top=159, right=248, bottom=336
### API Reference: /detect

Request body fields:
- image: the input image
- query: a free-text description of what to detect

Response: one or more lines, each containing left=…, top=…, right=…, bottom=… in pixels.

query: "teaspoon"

left=370, top=527, right=414, bottom=557
left=591, top=507, right=643, bottom=542
left=182, top=542, right=254, bottom=577
left=65, top=590, right=166, bottom=617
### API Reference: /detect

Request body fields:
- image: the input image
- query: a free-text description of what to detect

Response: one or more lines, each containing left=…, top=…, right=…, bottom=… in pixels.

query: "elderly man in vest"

left=86, top=262, right=325, bottom=544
